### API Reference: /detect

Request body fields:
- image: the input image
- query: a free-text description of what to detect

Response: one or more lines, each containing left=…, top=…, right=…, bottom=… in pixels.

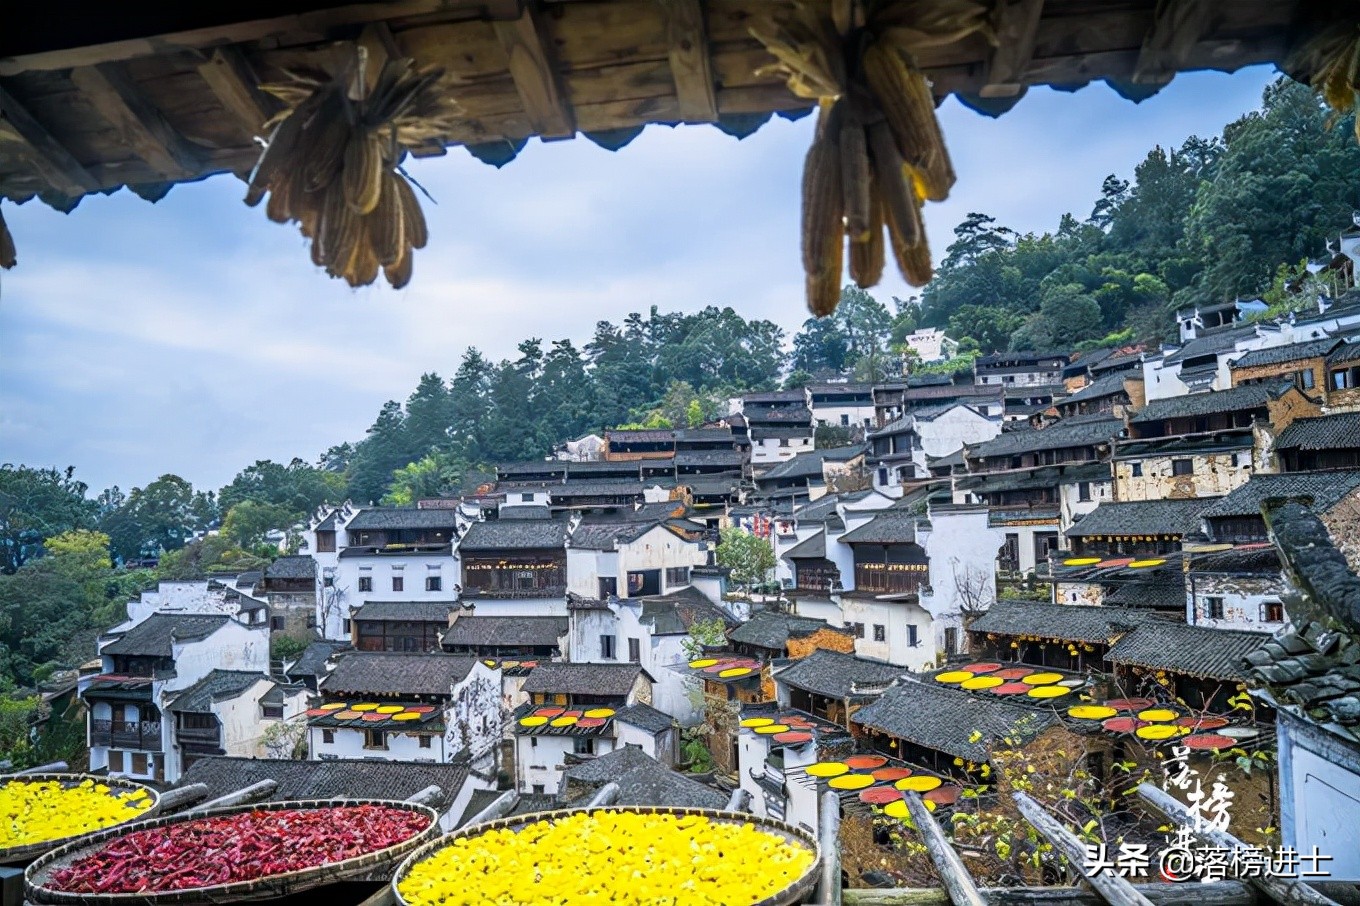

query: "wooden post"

left=1012, top=793, right=1154, bottom=906
left=181, top=780, right=277, bottom=815
left=902, top=792, right=986, bottom=906
left=842, top=880, right=1255, bottom=905
left=813, top=789, right=843, bottom=906
left=1136, top=782, right=1341, bottom=906
left=461, top=789, right=518, bottom=828
left=586, top=782, right=620, bottom=807
left=156, top=783, right=211, bottom=812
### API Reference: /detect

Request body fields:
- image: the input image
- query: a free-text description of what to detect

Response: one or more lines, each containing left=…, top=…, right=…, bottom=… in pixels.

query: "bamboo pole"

left=842, top=881, right=1254, bottom=906
left=10, top=762, right=68, bottom=775
left=586, top=782, right=620, bottom=807
left=156, top=783, right=210, bottom=812
left=726, top=788, right=752, bottom=812
left=402, top=785, right=443, bottom=807
left=813, top=789, right=843, bottom=906
left=1012, top=793, right=1154, bottom=906
left=902, top=792, right=986, bottom=906
left=462, top=789, right=518, bottom=828
left=1135, top=782, right=1341, bottom=906
left=181, top=780, right=278, bottom=815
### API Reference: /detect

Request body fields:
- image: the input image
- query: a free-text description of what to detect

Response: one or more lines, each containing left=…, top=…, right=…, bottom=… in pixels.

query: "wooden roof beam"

left=494, top=3, right=575, bottom=140
left=660, top=0, right=719, bottom=124
left=0, top=85, right=100, bottom=198
left=979, top=0, right=1044, bottom=99
left=1132, top=0, right=1215, bottom=86
left=69, top=64, right=206, bottom=180
left=195, top=47, right=276, bottom=143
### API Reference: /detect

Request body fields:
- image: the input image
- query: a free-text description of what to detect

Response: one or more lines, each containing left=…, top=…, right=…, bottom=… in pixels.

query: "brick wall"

left=1232, top=360, right=1326, bottom=397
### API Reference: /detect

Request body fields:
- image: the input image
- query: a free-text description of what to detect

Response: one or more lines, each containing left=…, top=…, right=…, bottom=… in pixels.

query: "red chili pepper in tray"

left=47, top=805, right=430, bottom=894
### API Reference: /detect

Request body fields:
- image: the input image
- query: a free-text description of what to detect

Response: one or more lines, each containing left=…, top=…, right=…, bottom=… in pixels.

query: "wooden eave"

left=0, top=0, right=1332, bottom=210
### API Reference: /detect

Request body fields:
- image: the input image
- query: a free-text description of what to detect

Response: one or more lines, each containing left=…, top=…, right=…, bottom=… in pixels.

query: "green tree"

left=383, top=453, right=466, bottom=505
left=218, top=459, right=343, bottom=517
left=0, top=465, right=97, bottom=573
left=221, top=501, right=297, bottom=548
left=101, top=475, right=216, bottom=562
left=947, top=305, right=1025, bottom=355
left=715, top=527, right=776, bottom=591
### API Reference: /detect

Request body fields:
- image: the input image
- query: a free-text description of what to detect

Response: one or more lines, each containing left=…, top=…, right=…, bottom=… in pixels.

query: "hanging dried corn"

left=1287, top=19, right=1360, bottom=141
left=751, top=0, right=991, bottom=316
left=0, top=203, right=15, bottom=270
left=245, top=50, right=460, bottom=289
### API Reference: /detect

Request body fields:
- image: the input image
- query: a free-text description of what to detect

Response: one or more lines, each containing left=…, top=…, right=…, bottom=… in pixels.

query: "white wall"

left=919, top=507, right=1002, bottom=659
left=515, top=733, right=619, bottom=794
left=1058, top=479, right=1113, bottom=536
left=839, top=597, right=934, bottom=669
left=811, top=403, right=875, bottom=429
left=311, top=724, right=449, bottom=763
left=915, top=407, right=1002, bottom=467
left=752, top=436, right=813, bottom=465
left=444, top=662, right=503, bottom=763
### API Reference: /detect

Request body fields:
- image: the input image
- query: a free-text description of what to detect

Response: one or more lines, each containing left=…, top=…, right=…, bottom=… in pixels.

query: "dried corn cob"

left=862, top=40, right=954, bottom=202
left=849, top=188, right=884, bottom=288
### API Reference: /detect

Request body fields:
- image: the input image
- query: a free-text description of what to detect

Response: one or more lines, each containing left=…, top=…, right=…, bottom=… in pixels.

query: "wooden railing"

left=90, top=719, right=162, bottom=751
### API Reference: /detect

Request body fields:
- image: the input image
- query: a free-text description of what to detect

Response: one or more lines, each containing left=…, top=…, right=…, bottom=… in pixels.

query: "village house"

left=1103, top=620, right=1269, bottom=712
left=258, top=555, right=317, bottom=639
left=1326, top=339, right=1360, bottom=408
left=872, top=376, right=1005, bottom=427
left=974, top=351, right=1068, bottom=388
left=1185, top=545, right=1289, bottom=631
left=166, top=670, right=309, bottom=774
left=511, top=662, right=666, bottom=795
left=349, top=600, right=455, bottom=652
left=283, top=639, right=349, bottom=692
left=901, top=327, right=958, bottom=363
left=455, top=517, right=572, bottom=616
left=1113, top=381, right=1318, bottom=501
left=1143, top=320, right=1292, bottom=400
left=1057, top=498, right=1209, bottom=608
left=1228, top=336, right=1343, bottom=400
left=1197, top=471, right=1360, bottom=571
left=306, top=505, right=462, bottom=641
left=308, top=651, right=501, bottom=774
left=728, top=611, right=855, bottom=661
left=557, top=746, right=723, bottom=809
left=806, top=381, right=876, bottom=430
left=754, top=445, right=867, bottom=503
left=736, top=705, right=854, bottom=833
left=1053, top=370, right=1141, bottom=419
left=440, top=615, right=567, bottom=721
left=968, top=600, right=1155, bottom=673
left=1273, top=411, right=1360, bottom=472
left=1176, top=299, right=1266, bottom=342
left=775, top=489, right=896, bottom=623
left=82, top=612, right=270, bottom=783
left=772, top=648, right=903, bottom=728
left=123, top=577, right=269, bottom=628
left=869, top=402, right=1000, bottom=491
left=833, top=510, right=934, bottom=666
left=565, top=518, right=709, bottom=601
left=601, top=428, right=675, bottom=462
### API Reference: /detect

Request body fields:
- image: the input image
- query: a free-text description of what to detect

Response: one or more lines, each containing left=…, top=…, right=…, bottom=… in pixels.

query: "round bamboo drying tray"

left=25, top=797, right=440, bottom=905
left=0, top=773, right=161, bottom=866
left=391, top=805, right=823, bottom=906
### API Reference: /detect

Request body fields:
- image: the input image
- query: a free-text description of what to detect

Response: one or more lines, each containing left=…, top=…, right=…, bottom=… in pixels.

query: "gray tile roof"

left=969, top=601, right=1154, bottom=643
left=1065, top=498, right=1210, bottom=538
left=1129, top=381, right=1292, bottom=424
left=729, top=611, right=842, bottom=650
left=794, top=494, right=843, bottom=523
left=351, top=601, right=456, bottom=623
left=167, top=670, right=266, bottom=713
left=102, top=614, right=231, bottom=658
left=750, top=425, right=815, bottom=440
left=1199, top=471, right=1360, bottom=519
left=675, top=449, right=744, bottom=468
left=563, top=749, right=726, bottom=810
left=637, top=586, right=736, bottom=634
left=178, top=757, right=470, bottom=813
left=441, top=616, right=567, bottom=648
left=1229, top=337, right=1342, bottom=369
left=782, top=531, right=826, bottom=560
left=850, top=679, right=1057, bottom=762
left=613, top=703, right=674, bottom=734
left=967, top=417, right=1121, bottom=459
left=1102, top=576, right=1187, bottom=610
left=287, top=641, right=350, bottom=679
left=1188, top=546, right=1282, bottom=574
left=551, top=481, right=662, bottom=499
left=346, top=508, right=461, bottom=531
left=1062, top=372, right=1129, bottom=404
left=458, top=518, right=569, bottom=552
left=1274, top=412, right=1360, bottom=452
left=774, top=649, right=904, bottom=699
left=569, top=521, right=661, bottom=551
left=520, top=663, right=650, bottom=697
left=607, top=429, right=675, bottom=443
left=499, top=505, right=553, bottom=520
left=837, top=511, right=919, bottom=545
left=1106, top=623, right=1269, bottom=680
left=675, top=428, right=738, bottom=443
left=497, top=460, right=569, bottom=476
left=1326, top=340, right=1360, bottom=366
left=321, top=651, right=477, bottom=696
left=759, top=450, right=837, bottom=482
left=264, top=556, right=316, bottom=580
left=1162, top=324, right=1259, bottom=365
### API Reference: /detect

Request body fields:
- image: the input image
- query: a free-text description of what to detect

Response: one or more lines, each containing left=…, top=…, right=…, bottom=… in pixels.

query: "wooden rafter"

left=980, top=0, right=1044, bottom=99
left=69, top=64, right=205, bottom=179
left=1132, top=0, right=1216, bottom=86
left=195, top=47, right=275, bottom=142
left=659, top=0, right=719, bottom=124
left=0, top=85, right=100, bottom=198
left=494, top=3, right=575, bottom=140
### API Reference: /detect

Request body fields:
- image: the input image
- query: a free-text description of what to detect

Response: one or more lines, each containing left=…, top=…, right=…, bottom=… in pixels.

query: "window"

left=598, top=577, right=618, bottom=598
left=358, top=577, right=372, bottom=592
left=521, top=492, right=534, bottom=502
left=1263, top=600, right=1285, bottom=622
left=665, top=566, right=690, bottom=586
left=261, top=704, right=284, bottom=719
left=573, top=737, right=596, bottom=755
left=342, top=619, right=352, bottom=634
left=130, top=753, right=148, bottom=775
left=316, top=531, right=336, bottom=553
left=944, top=627, right=958, bottom=654
left=872, top=624, right=886, bottom=642
left=1171, top=459, right=1193, bottom=476
left=908, top=625, right=919, bottom=647
left=392, top=576, right=404, bottom=592
left=426, top=576, right=441, bottom=592
left=850, top=622, right=865, bottom=639
left=532, top=784, right=545, bottom=794
left=307, top=613, right=317, bottom=628
left=270, top=616, right=285, bottom=631
left=840, top=414, right=849, bottom=426
left=107, top=751, right=124, bottom=772
left=1204, top=596, right=1224, bottom=620
left=779, top=438, right=789, bottom=447
left=628, top=638, right=641, bottom=663
left=1078, top=482, right=1091, bottom=502
left=1299, top=369, right=1315, bottom=390
left=1131, top=463, right=1143, bottom=477
left=364, top=730, right=388, bottom=750
left=600, top=635, right=616, bottom=659
left=419, top=735, right=432, bottom=749
left=322, top=730, right=335, bottom=744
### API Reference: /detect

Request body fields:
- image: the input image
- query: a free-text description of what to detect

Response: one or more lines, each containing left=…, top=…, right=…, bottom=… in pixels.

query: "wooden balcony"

left=90, top=719, right=162, bottom=751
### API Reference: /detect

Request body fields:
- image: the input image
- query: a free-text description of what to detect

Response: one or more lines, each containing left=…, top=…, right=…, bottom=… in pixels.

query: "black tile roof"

left=1326, top=340, right=1360, bottom=366
left=613, top=702, right=674, bottom=734
left=967, top=417, right=1121, bottom=459
left=1062, top=372, right=1130, bottom=404
left=321, top=651, right=477, bottom=696
left=561, top=748, right=725, bottom=810
left=287, top=641, right=350, bottom=679
left=773, top=649, right=904, bottom=699
left=1106, top=623, right=1269, bottom=680
left=1199, top=471, right=1360, bottom=519
left=743, top=390, right=808, bottom=404
left=264, top=556, right=316, bottom=580
left=499, top=505, right=553, bottom=520
left=497, top=460, right=569, bottom=476
left=102, top=614, right=232, bottom=658
left=837, top=511, right=919, bottom=545
left=346, top=508, right=461, bottom=531
left=850, top=679, right=1057, bottom=762
left=441, top=616, right=567, bottom=648
left=551, top=481, right=664, bottom=498
left=637, top=586, right=736, bottom=634
left=351, top=601, right=456, bottom=623
left=969, top=601, right=1154, bottom=643
left=729, top=611, right=843, bottom=649
left=793, top=494, right=842, bottom=523
left=1101, top=574, right=1187, bottom=610
left=675, top=428, right=738, bottom=443
left=675, top=449, right=744, bottom=467
left=520, top=662, right=650, bottom=697
left=1188, top=546, right=1282, bottom=574
left=167, top=670, right=266, bottom=713
left=315, top=511, right=341, bottom=532
left=607, top=429, right=676, bottom=443
left=759, top=447, right=863, bottom=482
left=1274, top=412, right=1360, bottom=452
left=178, top=757, right=470, bottom=813
left=458, top=518, right=569, bottom=552
left=569, top=521, right=662, bottom=551
left=1162, top=324, right=1260, bottom=365
left=1229, top=337, right=1342, bottom=369
left=750, top=425, right=815, bottom=440
left=782, top=531, right=826, bottom=560
left=1129, top=381, right=1292, bottom=424
left=1065, top=498, right=1210, bottom=538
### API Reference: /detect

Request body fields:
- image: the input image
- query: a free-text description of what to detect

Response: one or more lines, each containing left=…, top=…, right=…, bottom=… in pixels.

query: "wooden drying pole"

left=180, top=780, right=278, bottom=816
left=902, top=792, right=986, bottom=906
left=1136, top=783, right=1342, bottom=906
left=1013, top=792, right=1154, bottom=906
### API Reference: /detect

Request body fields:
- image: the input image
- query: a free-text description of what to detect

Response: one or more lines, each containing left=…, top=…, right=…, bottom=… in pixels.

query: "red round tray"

left=859, top=787, right=901, bottom=805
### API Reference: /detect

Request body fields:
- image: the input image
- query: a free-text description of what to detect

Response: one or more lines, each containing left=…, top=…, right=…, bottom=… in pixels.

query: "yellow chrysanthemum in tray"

left=397, top=811, right=815, bottom=906
left=0, top=779, right=153, bottom=850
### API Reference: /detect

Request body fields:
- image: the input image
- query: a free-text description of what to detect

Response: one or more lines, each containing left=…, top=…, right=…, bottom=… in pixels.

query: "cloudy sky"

left=0, top=65, right=1277, bottom=495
